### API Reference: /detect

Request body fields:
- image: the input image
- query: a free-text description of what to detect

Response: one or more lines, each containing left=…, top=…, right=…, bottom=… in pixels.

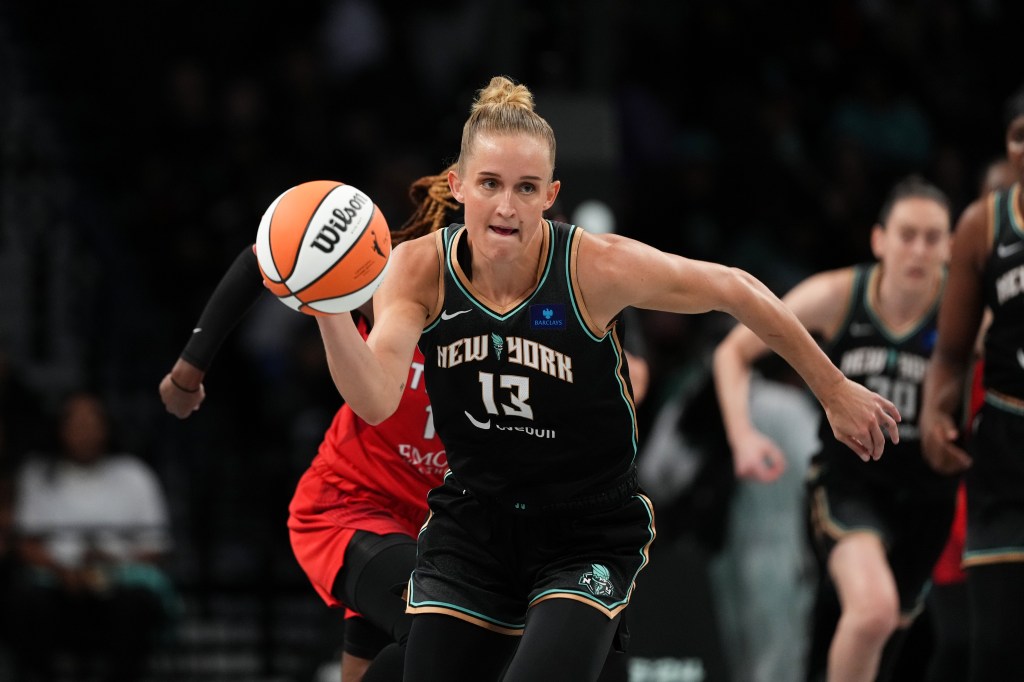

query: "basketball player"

left=713, top=175, right=958, bottom=682
left=920, top=83, right=1024, bottom=681
left=923, top=156, right=1014, bottom=682
left=160, top=167, right=459, bottom=682
left=314, top=75, right=901, bottom=682
left=160, top=167, right=646, bottom=682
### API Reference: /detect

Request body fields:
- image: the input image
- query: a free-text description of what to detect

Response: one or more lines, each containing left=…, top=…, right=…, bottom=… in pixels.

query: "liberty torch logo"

left=579, top=563, right=615, bottom=597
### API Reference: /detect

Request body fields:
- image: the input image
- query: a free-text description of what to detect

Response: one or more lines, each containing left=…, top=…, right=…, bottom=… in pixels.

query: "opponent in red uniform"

left=160, top=168, right=459, bottom=682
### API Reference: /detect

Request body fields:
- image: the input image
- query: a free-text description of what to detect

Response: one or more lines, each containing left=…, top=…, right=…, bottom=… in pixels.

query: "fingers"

left=931, top=442, right=973, bottom=475
left=846, top=436, right=870, bottom=462
left=881, top=402, right=901, bottom=444
left=761, top=448, right=787, bottom=481
left=873, top=422, right=887, bottom=459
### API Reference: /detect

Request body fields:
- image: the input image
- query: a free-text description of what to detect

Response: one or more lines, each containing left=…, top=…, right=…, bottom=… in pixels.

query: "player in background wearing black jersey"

left=315, top=75, right=901, bottom=682
left=714, top=175, right=956, bottom=682
left=921, top=83, right=1024, bottom=682
left=921, top=155, right=1014, bottom=682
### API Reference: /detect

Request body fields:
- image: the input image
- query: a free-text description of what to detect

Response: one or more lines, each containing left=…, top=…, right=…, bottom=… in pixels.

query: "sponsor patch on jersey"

left=530, top=304, right=566, bottom=330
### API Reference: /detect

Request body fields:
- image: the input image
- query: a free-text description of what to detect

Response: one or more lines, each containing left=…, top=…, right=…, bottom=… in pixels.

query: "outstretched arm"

left=579, top=233, right=900, bottom=461
left=159, top=246, right=266, bottom=418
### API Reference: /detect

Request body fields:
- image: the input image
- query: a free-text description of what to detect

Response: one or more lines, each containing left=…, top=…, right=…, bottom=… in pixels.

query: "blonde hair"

left=392, top=163, right=461, bottom=244
left=457, top=76, right=557, bottom=179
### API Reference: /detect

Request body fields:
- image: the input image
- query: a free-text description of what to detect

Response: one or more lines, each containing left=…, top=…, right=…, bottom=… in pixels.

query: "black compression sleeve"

left=180, top=246, right=266, bottom=371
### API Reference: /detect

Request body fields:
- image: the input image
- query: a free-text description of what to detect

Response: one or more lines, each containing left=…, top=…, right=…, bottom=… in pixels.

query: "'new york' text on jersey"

left=418, top=221, right=639, bottom=507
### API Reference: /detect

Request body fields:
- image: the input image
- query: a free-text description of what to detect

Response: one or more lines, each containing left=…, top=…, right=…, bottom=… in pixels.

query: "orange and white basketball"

left=255, top=180, right=391, bottom=315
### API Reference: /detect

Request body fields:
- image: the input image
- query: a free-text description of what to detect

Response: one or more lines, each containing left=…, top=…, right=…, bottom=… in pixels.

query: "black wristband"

left=170, top=376, right=200, bottom=393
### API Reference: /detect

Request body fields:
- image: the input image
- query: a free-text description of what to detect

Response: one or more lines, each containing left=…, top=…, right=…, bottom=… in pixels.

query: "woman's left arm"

left=578, top=233, right=900, bottom=461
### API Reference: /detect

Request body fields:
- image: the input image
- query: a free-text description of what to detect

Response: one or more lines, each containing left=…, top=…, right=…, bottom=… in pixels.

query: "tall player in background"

left=923, top=156, right=1014, bottom=682
left=315, top=75, right=900, bottom=682
left=160, top=166, right=648, bottom=682
left=714, top=175, right=958, bottom=682
left=921, top=83, right=1024, bottom=682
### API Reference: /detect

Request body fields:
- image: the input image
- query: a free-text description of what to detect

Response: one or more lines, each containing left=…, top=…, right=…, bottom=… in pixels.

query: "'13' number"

left=478, top=372, right=534, bottom=420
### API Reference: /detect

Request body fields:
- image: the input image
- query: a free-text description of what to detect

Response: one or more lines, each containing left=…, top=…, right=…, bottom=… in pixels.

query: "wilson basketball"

left=255, top=180, right=391, bottom=315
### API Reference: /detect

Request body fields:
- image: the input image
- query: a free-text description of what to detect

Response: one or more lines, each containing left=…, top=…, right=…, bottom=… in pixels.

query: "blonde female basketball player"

left=314, top=75, right=901, bottom=682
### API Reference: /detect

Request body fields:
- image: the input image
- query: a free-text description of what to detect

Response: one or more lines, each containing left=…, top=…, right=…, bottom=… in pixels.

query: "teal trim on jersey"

left=435, top=222, right=557, bottom=323
left=863, top=263, right=947, bottom=345
left=528, top=493, right=655, bottom=612
left=963, top=546, right=1024, bottom=564
left=1009, top=184, right=1024, bottom=241
left=984, top=391, right=1024, bottom=416
left=560, top=224, right=639, bottom=453
left=609, top=326, right=639, bottom=455
left=824, top=265, right=866, bottom=351
left=563, top=224, right=605, bottom=343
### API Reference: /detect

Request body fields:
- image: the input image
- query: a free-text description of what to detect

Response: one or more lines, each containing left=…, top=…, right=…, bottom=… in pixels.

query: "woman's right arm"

left=316, top=237, right=439, bottom=424
left=160, top=246, right=266, bottom=418
left=921, top=199, right=989, bottom=474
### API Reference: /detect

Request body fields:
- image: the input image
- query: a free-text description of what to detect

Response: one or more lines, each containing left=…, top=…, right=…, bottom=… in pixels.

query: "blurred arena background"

left=0, top=1, right=1020, bottom=680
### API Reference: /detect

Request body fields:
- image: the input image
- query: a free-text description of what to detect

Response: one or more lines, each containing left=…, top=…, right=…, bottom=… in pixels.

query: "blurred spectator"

left=6, top=391, right=176, bottom=682
left=707, top=356, right=821, bottom=682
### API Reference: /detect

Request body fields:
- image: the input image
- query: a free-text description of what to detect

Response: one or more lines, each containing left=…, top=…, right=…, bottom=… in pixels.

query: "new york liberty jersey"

left=418, top=221, right=639, bottom=508
left=818, top=263, right=951, bottom=492
left=983, top=183, right=1024, bottom=405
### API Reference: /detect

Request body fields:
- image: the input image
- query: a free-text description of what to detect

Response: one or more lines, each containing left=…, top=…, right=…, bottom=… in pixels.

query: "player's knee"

left=360, top=642, right=405, bottom=682
left=842, top=597, right=900, bottom=645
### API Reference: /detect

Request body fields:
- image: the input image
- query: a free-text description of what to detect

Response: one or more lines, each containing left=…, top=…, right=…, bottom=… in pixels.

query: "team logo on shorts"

left=579, top=563, right=615, bottom=597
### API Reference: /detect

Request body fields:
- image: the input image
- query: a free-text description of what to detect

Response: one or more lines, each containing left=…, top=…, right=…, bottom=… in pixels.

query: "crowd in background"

left=0, top=0, right=1021, bottom=679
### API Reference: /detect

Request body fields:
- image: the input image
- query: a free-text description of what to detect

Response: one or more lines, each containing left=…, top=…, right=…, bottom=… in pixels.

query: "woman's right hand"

left=159, top=359, right=206, bottom=419
left=731, top=430, right=788, bottom=482
left=820, top=377, right=901, bottom=462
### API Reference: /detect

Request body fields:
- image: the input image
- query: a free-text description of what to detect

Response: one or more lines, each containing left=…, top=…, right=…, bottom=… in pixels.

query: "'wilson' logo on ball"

left=310, top=192, right=371, bottom=253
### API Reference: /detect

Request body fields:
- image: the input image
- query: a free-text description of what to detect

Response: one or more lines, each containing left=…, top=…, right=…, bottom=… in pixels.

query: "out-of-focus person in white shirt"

left=7, top=390, right=176, bottom=682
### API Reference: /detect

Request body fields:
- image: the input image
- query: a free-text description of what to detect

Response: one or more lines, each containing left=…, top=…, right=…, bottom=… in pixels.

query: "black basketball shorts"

left=406, top=474, right=656, bottom=634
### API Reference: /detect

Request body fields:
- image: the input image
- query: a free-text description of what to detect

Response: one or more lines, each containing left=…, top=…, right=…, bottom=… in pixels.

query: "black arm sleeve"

left=180, top=245, right=266, bottom=371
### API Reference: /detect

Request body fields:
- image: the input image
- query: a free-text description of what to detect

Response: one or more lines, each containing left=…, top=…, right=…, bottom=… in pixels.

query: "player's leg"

left=503, top=599, right=621, bottom=682
left=402, top=613, right=517, bottom=682
left=924, top=580, right=969, bottom=682
left=330, top=532, right=417, bottom=682
left=827, top=532, right=900, bottom=682
left=966, top=562, right=1024, bottom=681
left=338, top=616, right=392, bottom=682
left=333, top=532, right=417, bottom=645
left=341, top=653, right=372, bottom=682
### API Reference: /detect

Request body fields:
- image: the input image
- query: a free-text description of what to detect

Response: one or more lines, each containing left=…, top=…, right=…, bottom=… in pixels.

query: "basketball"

left=255, top=180, right=392, bottom=315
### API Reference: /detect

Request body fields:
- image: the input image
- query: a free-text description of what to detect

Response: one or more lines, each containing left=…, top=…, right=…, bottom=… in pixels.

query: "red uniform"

left=288, top=315, right=447, bottom=608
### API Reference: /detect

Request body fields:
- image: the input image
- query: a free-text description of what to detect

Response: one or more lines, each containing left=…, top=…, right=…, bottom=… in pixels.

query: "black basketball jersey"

left=818, top=263, right=951, bottom=492
left=418, top=221, right=639, bottom=508
left=982, top=183, right=1024, bottom=403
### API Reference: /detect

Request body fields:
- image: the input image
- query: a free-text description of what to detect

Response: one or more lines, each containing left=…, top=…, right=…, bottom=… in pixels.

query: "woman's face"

left=872, top=196, right=951, bottom=293
left=1006, top=114, right=1024, bottom=183
left=449, top=132, right=560, bottom=261
left=60, top=394, right=108, bottom=464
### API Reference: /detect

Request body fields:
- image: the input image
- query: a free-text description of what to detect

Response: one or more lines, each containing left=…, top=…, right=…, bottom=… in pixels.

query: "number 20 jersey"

left=418, top=221, right=639, bottom=506
left=818, top=262, right=949, bottom=493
